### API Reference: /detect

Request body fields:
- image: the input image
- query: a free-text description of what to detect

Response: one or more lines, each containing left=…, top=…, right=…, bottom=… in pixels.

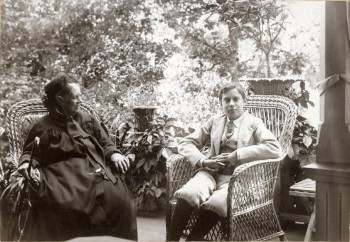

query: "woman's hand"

left=111, top=153, right=130, bottom=173
left=214, top=152, right=237, bottom=167
left=17, top=162, right=41, bottom=185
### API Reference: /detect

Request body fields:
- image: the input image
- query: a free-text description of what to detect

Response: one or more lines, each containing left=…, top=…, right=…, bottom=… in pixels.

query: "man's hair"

left=218, top=82, right=246, bottom=101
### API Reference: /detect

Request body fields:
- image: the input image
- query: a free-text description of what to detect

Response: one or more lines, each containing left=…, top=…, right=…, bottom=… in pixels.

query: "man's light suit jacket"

left=178, top=112, right=282, bottom=168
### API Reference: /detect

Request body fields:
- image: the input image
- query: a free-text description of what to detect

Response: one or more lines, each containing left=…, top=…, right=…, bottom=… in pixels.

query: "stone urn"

left=132, top=106, right=157, bottom=132
left=239, top=78, right=302, bottom=96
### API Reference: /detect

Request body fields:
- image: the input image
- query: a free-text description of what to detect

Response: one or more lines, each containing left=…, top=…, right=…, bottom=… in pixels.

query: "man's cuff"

left=196, top=157, right=205, bottom=168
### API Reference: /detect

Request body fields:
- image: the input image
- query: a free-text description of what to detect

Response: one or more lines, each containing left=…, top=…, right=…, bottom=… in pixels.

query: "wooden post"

left=0, top=0, right=2, bottom=56
left=303, top=2, right=350, bottom=241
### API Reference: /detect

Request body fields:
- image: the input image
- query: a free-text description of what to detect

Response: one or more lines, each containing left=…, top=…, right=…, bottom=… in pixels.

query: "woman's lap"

left=100, top=177, right=138, bottom=240
left=24, top=176, right=137, bottom=241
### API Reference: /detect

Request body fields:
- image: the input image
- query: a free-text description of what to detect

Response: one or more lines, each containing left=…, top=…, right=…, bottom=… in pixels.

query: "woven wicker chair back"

left=244, top=95, right=297, bottom=158
left=6, top=99, right=99, bottom=167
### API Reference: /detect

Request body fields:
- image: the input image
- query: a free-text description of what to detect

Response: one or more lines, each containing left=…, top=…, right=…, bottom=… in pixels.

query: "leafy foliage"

left=291, top=116, right=317, bottom=165
left=1, top=0, right=174, bottom=108
left=283, top=81, right=317, bottom=164
left=114, top=114, right=188, bottom=211
left=159, top=0, right=313, bottom=79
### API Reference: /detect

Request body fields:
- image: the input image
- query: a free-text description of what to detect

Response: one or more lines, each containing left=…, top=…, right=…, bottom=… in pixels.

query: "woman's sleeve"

left=91, top=117, right=121, bottom=160
left=18, top=123, right=45, bottom=168
left=178, top=117, right=213, bottom=167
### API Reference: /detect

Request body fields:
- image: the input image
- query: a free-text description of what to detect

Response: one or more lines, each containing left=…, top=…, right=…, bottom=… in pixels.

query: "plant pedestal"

left=132, top=106, right=157, bottom=132
left=239, top=78, right=301, bottom=96
left=139, top=197, right=158, bottom=212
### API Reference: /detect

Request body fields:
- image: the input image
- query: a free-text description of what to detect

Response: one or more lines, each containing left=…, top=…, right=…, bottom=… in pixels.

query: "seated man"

left=16, top=73, right=137, bottom=241
left=169, top=82, right=282, bottom=241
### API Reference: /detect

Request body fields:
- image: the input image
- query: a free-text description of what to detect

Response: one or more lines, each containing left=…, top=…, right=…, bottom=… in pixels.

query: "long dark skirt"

left=22, top=175, right=137, bottom=241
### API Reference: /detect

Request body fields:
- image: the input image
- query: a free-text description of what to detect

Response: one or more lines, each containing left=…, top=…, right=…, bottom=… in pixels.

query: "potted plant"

left=111, top=114, right=187, bottom=212
left=283, top=81, right=318, bottom=181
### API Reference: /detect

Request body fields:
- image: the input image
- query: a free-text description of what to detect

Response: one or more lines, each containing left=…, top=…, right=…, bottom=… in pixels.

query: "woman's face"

left=221, top=88, right=245, bottom=120
left=57, top=83, right=82, bottom=116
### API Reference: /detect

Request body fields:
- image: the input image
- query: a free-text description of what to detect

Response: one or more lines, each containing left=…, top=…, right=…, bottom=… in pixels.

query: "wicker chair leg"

left=166, top=205, right=172, bottom=242
left=279, top=234, right=288, bottom=241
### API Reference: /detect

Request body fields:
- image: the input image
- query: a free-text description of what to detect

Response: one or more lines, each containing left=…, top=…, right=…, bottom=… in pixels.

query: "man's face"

left=221, top=88, right=245, bottom=120
left=57, top=83, right=82, bottom=116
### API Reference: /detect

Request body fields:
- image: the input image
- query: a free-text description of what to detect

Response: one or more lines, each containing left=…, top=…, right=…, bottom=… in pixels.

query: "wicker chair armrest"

left=227, top=157, right=282, bottom=216
left=166, top=154, right=195, bottom=201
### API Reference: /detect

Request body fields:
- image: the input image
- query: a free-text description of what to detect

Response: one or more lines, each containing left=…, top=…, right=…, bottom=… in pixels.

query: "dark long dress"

left=18, top=111, right=137, bottom=241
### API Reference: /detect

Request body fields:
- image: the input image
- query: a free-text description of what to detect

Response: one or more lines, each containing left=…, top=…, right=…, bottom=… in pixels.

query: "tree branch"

left=187, top=30, right=231, bottom=61
left=270, top=18, right=285, bottom=45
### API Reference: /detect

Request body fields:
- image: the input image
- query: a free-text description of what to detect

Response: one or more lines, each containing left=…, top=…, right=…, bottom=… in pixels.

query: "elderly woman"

left=169, top=82, right=282, bottom=241
left=17, top=74, right=137, bottom=241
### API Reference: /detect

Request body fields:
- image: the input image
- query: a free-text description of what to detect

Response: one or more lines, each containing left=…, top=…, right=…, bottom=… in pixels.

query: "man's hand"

left=214, top=152, right=237, bottom=166
left=111, top=153, right=130, bottom=173
left=202, top=159, right=226, bottom=171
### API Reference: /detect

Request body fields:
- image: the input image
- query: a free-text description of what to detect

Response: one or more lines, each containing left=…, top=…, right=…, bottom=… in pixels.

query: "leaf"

left=166, top=126, right=176, bottom=137
left=117, top=122, right=128, bottom=132
left=136, top=158, right=146, bottom=169
left=188, top=126, right=195, bottom=133
left=149, top=157, right=158, bottom=166
left=143, top=160, right=151, bottom=172
left=110, top=114, right=121, bottom=129
left=299, top=155, right=309, bottom=167
left=293, top=137, right=303, bottom=142
left=308, top=101, right=315, bottom=107
left=157, top=117, right=166, bottom=126
left=147, top=135, right=153, bottom=144
left=161, top=147, right=173, bottom=159
left=303, top=136, right=313, bottom=148
left=150, top=120, right=158, bottom=126
left=287, top=145, right=294, bottom=159
left=165, top=118, right=177, bottom=127
left=153, top=140, right=161, bottom=146
left=296, top=115, right=307, bottom=122
left=126, top=153, right=136, bottom=163
left=155, top=188, right=163, bottom=198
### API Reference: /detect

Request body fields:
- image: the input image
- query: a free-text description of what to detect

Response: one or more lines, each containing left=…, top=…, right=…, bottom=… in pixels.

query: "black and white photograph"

left=0, top=0, right=349, bottom=241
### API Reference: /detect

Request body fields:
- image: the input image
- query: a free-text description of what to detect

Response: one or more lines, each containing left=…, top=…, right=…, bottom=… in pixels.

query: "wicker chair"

left=1, top=99, right=102, bottom=241
left=166, top=95, right=298, bottom=241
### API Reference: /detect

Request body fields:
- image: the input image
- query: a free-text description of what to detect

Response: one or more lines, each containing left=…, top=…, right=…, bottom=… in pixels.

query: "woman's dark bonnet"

left=42, top=73, right=78, bottom=112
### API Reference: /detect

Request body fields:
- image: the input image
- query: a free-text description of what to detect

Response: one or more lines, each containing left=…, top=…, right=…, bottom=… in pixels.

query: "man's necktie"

left=226, top=120, right=234, bottom=139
